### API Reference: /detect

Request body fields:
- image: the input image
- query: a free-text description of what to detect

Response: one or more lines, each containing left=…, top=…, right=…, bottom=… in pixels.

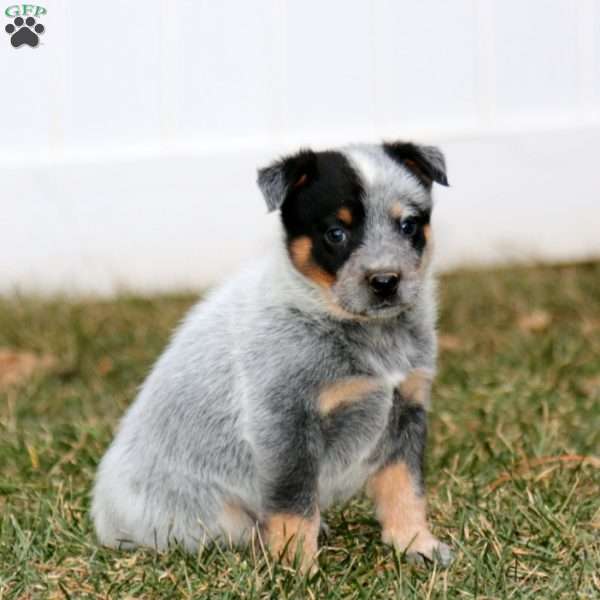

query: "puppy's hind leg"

left=217, top=500, right=261, bottom=548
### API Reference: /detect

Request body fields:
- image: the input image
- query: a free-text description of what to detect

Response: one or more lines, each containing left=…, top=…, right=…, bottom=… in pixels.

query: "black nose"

left=368, top=272, right=400, bottom=297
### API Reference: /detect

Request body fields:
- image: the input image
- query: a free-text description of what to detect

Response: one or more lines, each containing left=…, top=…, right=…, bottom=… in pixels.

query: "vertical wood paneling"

left=159, top=0, right=184, bottom=147
left=493, top=0, right=580, bottom=118
left=593, top=1, right=600, bottom=114
left=373, top=0, right=479, bottom=133
left=63, top=1, right=162, bottom=149
left=0, top=0, right=598, bottom=157
left=176, top=0, right=284, bottom=141
left=475, top=0, right=496, bottom=126
left=576, top=0, right=596, bottom=116
left=283, top=0, right=374, bottom=140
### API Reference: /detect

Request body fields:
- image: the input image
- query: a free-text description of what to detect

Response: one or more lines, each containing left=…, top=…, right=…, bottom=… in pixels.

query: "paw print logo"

left=5, top=16, right=45, bottom=48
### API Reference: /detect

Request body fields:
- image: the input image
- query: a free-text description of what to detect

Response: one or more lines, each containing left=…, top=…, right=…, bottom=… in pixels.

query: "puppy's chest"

left=348, top=325, right=415, bottom=378
left=318, top=398, right=395, bottom=509
left=317, top=333, right=415, bottom=507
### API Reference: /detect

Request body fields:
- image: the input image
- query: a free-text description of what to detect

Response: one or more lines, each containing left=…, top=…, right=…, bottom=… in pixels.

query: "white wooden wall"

left=1, top=0, right=600, bottom=294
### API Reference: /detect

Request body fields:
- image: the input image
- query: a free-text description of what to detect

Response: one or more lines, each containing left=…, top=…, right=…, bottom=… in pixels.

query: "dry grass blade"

left=488, top=455, right=600, bottom=492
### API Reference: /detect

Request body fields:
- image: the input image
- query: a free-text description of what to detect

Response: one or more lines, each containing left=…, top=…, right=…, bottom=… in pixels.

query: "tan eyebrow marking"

left=423, top=224, right=431, bottom=242
left=419, top=226, right=434, bottom=272
left=293, top=173, right=308, bottom=188
left=336, top=207, right=353, bottom=226
left=390, top=203, right=403, bottom=220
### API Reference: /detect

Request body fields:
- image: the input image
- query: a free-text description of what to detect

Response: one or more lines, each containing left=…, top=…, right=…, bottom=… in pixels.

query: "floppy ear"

left=257, top=149, right=317, bottom=212
left=383, top=141, right=449, bottom=188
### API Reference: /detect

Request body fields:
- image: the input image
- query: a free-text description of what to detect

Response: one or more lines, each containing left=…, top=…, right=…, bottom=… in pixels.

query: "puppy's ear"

left=383, top=141, right=449, bottom=188
left=257, top=149, right=317, bottom=212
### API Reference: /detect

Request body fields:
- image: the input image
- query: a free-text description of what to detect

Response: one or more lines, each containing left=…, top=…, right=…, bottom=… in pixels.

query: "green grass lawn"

left=1, top=263, right=599, bottom=599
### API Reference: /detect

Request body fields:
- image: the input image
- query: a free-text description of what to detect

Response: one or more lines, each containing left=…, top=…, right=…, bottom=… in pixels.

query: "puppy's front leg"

left=264, top=509, right=320, bottom=573
left=252, top=399, right=321, bottom=572
left=367, top=370, right=453, bottom=566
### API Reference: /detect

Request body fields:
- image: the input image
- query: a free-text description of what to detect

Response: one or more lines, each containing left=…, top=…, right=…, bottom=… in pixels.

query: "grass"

left=1, top=262, right=599, bottom=599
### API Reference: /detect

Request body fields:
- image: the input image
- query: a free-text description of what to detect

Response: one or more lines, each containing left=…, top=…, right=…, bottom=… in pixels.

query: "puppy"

left=92, top=140, right=452, bottom=570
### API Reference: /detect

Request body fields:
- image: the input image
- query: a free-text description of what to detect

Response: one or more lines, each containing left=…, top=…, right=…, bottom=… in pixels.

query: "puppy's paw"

left=405, top=540, right=453, bottom=568
left=384, top=530, right=454, bottom=568
left=319, top=517, right=330, bottom=539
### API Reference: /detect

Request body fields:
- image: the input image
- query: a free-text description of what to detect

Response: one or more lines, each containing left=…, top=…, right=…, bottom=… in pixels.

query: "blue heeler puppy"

left=92, top=140, right=453, bottom=571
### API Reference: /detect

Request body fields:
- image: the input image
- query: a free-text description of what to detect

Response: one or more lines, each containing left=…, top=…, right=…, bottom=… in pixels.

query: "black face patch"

left=411, top=224, right=428, bottom=256
left=279, top=151, right=366, bottom=281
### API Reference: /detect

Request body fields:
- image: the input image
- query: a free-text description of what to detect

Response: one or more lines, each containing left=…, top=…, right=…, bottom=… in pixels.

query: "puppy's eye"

left=399, top=218, right=419, bottom=237
left=325, top=226, right=348, bottom=245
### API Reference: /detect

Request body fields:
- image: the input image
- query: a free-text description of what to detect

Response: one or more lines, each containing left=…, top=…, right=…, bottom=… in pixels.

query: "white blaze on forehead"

left=343, top=145, right=431, bottom=210
left=343, top=148, right=380, bottom=186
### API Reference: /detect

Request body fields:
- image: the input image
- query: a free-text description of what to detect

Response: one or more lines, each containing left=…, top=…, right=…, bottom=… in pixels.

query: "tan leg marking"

left=220, top=502, right=257, bottom=545
left=265, top=511, right=320, bottom=572
left=390, top=202, right=404, bottom=220
left=319, top=377, right=381, bottom=415
left=336, top=207, right=353, bottom=226
left=367, top=463, right=439, bottom=555
left=398, top=369, right=432, bottom=409
left=289, top=236, right=336, bottom=288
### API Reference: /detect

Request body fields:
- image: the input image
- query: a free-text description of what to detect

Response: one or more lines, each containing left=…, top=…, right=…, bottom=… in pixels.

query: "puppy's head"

left=257, top=141, right=448, bottom=319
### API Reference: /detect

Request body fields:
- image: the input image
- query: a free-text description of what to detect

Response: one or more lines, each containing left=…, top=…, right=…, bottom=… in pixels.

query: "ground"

left=0, top=263, right=599, bottom=599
